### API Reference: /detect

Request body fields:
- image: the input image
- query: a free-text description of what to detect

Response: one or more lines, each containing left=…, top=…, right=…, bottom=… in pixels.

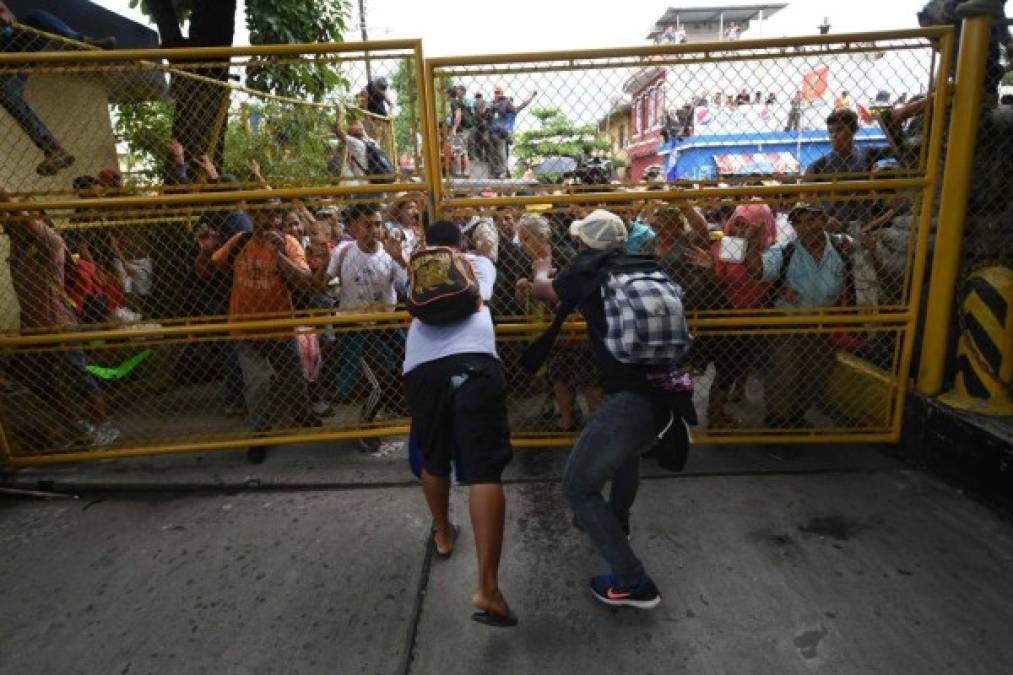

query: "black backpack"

left=364, top=140, right=396, bottom=183
left=407, top=247, right=482, bottom=325
left=451, top=99, right=474, bottom=129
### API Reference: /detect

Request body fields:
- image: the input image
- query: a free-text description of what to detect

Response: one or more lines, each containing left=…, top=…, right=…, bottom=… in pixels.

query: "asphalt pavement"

left=2, top=441, right=1012, bottom=674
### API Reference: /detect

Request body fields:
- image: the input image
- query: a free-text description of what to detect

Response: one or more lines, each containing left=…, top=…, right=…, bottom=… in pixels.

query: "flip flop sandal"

left=434, top=524, right=460, bottom=560
left=471, top=608, right=519, bottom=628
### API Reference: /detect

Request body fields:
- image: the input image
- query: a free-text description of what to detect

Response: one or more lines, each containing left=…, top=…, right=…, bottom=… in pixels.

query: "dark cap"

left=250, top=196, right=285, bottom=213
left=787, top=203, right=826, bottom=222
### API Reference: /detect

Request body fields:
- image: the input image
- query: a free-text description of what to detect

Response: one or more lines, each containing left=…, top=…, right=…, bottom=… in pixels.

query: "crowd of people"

left=441, top=84, right=537, bottom=179
left=654, top=21, right=743, bottom=44
left=2, top=81, right=927, bottom=450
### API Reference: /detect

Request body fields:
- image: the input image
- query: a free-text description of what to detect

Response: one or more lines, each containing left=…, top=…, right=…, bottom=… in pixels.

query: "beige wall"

left=0, top=74, right=118, bottom=332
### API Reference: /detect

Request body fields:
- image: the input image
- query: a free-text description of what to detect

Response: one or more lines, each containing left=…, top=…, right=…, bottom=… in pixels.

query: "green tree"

left=112, top=99, right=173, bottom=179
left=222, top=101, right=335, bottom=181
left=390, top=59, right=417, bottom=156
left=113, top=99, right=334, bottom=183
left=244, top=0, right=351, bottom=101
left=127, top=1, right=349, bottom=173
left=511, top=107, right=610, bottom=178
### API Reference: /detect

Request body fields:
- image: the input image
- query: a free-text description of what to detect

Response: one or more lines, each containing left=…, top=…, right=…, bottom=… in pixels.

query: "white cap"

left=569, top=209, right=628, bottom=250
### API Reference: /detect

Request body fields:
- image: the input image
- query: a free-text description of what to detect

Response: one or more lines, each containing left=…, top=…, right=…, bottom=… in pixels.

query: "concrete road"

left=2, top=446, right=1012, bottom=674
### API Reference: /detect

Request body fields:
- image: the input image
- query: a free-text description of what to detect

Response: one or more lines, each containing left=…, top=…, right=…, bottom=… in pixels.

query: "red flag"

left=801, top=66, right=829, bottom=101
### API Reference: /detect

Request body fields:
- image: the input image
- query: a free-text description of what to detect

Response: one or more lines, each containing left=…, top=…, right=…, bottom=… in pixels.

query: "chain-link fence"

left=427, top=32, right=941, bottom=196
left=430, top=28, right=951, bottom=444
left=0, top=25, right=961, bottom=465
left=0, top=27, right=425, bottom=201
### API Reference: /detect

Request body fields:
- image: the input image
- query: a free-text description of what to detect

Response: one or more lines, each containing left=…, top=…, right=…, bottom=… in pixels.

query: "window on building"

left=632, top=99, right=640, bottom=136
left=618, top=124, right=626, bottom=149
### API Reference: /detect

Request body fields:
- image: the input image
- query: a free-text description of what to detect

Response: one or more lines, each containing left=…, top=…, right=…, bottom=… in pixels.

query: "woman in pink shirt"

left=686, top=202, right=776, bottom=426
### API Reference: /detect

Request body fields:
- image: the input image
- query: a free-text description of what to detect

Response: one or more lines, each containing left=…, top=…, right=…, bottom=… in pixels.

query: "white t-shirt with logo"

left=326, top=242, right=407, bottom=311
left=403, top=253, right=498, bottom=373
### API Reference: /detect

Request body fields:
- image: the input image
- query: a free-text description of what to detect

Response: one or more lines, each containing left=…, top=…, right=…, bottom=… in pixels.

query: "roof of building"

left=647, top=3, right=788, bottom=39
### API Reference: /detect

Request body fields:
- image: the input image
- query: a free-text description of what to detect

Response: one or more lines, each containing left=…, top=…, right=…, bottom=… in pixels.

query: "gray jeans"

left=563, top=391, right=659, bottom=586
left=236, top=340, right=313, bottom=433
left=488, top=134, right=509, bottom=178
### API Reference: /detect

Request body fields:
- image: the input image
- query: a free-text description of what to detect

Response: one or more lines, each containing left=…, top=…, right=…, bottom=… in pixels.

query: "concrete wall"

left=0, top=73, right=119, bottom=332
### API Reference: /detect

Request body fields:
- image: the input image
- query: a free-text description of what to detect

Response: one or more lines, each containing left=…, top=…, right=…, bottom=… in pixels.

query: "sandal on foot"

left=471, top=608, right=519, bottom=627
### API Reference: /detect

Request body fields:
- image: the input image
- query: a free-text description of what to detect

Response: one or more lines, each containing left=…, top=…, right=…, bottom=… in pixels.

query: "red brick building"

left=625, top=4, right=786, bottom=180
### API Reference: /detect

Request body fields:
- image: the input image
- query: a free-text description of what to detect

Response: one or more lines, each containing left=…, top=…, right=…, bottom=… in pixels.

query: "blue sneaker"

left=589, top=574, right=661, bottom=609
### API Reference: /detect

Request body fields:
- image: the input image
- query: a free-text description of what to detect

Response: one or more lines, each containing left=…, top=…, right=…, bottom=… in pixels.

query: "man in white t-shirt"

left=319, top=202, right=408, bottom=448
left=403, top=220, right=517, bottom=628
left=325, top=203, right=407, bottom=312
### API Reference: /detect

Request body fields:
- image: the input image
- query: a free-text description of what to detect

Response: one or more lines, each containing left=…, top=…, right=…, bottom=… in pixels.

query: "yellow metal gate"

left=0, top=22, right=977, bottom=467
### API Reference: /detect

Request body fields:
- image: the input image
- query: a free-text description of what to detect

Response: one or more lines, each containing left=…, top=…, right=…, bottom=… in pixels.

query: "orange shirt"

left=211, top=233, right=308, bottom=320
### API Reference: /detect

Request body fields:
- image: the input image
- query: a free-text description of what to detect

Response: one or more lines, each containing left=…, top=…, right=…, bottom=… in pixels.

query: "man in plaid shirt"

left=530, top=209, right=695, bottom=611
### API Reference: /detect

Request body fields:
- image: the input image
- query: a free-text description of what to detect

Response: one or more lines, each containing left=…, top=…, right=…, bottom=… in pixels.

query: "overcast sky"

left=97, top=0, right=961, bottom=55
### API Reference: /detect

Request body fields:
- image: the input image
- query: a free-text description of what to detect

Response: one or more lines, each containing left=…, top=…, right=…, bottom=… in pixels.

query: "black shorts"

left=404, top=353, right=513, bottom=484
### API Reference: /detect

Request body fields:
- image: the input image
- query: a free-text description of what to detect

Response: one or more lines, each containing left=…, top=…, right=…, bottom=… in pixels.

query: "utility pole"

left=359, top=0, right=372, bottom=83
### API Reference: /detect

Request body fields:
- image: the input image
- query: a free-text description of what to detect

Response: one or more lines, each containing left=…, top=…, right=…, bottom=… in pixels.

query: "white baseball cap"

left=569, top=209, right=628, bottom=250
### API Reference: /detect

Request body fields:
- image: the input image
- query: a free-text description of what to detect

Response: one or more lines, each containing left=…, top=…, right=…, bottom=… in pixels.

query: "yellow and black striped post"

left=939, top=266, right=1013, bottom=415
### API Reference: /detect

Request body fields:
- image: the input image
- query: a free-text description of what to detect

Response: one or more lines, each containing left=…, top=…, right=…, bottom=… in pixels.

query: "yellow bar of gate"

left=425, top=27, right=950, bottom=67
left=4, top=426, right=411, bottom=467
left=889, top=28, right=956, bottom=438
left=916, top=16, right=994, bottom=396
left=0, top=39, right=423, bottom=63
left=0, top=182, right=423, bottom=212
left=436, top=179, right=929, bottom=210
left=416, top=43, right=442, bottom=208
left=4, top=427, right=898, bottom=467
left=423, top=58, right=444, bottom=206
left=0, top=421, right=12, bottom=466
left=0, top=311, right=913, bottom=349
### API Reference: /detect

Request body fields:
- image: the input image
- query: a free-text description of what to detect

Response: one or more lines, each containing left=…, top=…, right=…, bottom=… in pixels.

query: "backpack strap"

left=519, top=252, right=620, bottom=373
left=767, top=241, right=797, bottom=306
left=827, top=233, right=858, bottom=305
left=45, top=245, right=79, bottom=313
left=333, top=242, right=353, bottom=280
left=519, top=295, right=578, bottom=373
left=349, top=152, right=368, bottom=175
left=776, top=241, right=797, bottom=287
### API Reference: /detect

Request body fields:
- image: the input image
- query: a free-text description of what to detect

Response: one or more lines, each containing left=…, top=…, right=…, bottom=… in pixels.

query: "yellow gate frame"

left=0, top=22, right=991, bottom=466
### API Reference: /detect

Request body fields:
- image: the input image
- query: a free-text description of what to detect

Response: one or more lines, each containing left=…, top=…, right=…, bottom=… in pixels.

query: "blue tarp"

left=660, top=127, right=889, bottom=181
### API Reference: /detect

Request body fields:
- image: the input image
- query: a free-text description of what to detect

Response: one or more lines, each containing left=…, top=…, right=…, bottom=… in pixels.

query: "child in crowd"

left=320, top=203, right=408, bottom=450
